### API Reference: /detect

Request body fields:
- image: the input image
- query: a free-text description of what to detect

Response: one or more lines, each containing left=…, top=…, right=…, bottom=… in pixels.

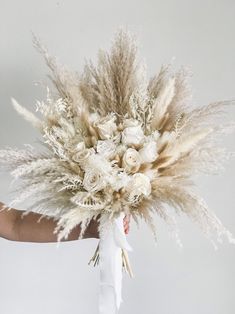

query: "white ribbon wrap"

left=98, top=212, right=133, bottom=314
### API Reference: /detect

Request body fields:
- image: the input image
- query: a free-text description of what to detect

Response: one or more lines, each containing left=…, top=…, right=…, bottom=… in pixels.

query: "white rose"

left=122, top=124, right=144, bottom=146
left=86, top=152, right=113, bottom=174
left=89, top=112, right=100, bottom=123
left=83, top=170, right=106, bottom=192
left=94, top=114, right=117, bottom=140
left=109, top=171, right=131, bottom=191
left=152, top=130, right=160, bottom=141
left=139, top=141, right=158, bottom=163
left=125, top=173, right=151, bottom=203
left=123, top=118, right=140, bottom=128
left=122, top=148, right=141, bottom=173
left=96, top=140, right=116, bottom=159
left=72, top=148, right=92, bottom=165
left=75, top=141, right=86, bottom=151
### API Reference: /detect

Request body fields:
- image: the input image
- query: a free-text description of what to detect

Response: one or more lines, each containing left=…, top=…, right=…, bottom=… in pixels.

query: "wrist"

left=0, top=204, right=19, bottom=241
left=85, top=218, right=100, bottom=239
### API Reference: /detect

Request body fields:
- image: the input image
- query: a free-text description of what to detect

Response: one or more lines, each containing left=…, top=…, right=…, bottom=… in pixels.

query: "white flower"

left=86, top=152, right=113, bottom=174
left=125, top=173, right=151, bottom=202
left=75, top=141, right=86, bottom=151
left=89, top=112, right=100, bottom=123
left=82, top=170, right=107, bottom=192
left=72, top=148, right=93, bottom=165
left=96, top=140, right=116, bottom=159
left=123, top=118, right=140, bottom=128
left=122, top=148, right=141, bottom=173
left=94, top=114, right=117, bottom=140
left=110, top=171, right=131, bottom=191
left=152, top=130, right=160, bottom=141
left=139, top=141, right=158, bottom=163
left=122, top=123, right=144, bottom=146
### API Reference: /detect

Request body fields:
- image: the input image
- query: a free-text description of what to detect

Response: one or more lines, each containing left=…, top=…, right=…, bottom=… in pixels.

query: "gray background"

left=0, top=1, right=235, bottom=313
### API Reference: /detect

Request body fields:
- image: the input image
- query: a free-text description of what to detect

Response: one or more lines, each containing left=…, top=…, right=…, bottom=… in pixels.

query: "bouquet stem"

left=88, top=213, right=133, bottom=313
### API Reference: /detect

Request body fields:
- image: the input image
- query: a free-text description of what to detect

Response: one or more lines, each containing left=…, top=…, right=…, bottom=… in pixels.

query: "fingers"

left=123, top=214, right=131, bottom=234
left=87, top=213, right=131, bottom=239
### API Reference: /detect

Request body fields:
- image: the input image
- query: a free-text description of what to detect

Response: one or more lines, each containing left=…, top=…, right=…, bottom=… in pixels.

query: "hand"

left=87, top=213, right=131, bottom=239
left=123, top=214, right=131, bottom=235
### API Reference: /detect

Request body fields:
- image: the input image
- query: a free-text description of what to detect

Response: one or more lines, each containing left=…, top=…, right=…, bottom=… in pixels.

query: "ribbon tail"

left=98, top=212, right=132, bottom=314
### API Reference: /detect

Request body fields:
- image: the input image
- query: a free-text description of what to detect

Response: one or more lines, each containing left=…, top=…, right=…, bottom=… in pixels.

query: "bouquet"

left=0, top=28, right=235, bottom=313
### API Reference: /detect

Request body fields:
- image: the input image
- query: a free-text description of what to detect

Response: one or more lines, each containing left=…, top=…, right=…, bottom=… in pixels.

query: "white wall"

left=0, top=1, right=235, bottom=313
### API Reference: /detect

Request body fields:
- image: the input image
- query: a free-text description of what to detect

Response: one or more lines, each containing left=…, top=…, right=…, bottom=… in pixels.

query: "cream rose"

left=94, top=114, right=117, bottom=140
left=122, top=148, right=141, bottom=173
left=82, top=170, right=106, bottom=192
left=96, top=140, right=116, bottom=159
left=75, top=141, right=86, bottom=151
left=108, top=171, right=131, bottom=191
left=123, top=118, right=140, bottom=128
left=89, top=112, right=100, bottom=123
left=121, top=124, right=144, bottom=146
left=125, top=172, right=151, bottom=203
left=139, top=141, right=158, bottom=163
left=72, top=148, right=92, bottom=165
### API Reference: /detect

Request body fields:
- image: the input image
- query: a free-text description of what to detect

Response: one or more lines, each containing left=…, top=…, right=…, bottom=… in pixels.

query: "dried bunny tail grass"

left=150, top=76, right=176, bottom=130
left=148, top=61, right=173, bottom=98
left=54, top=207, right=98, bottom=244
left=10, top=157, right=61, bottom=179
left=18, top=187, right=74, bottom=221
left=6, top=182, right=73, bottom=223
left=7, top=180, right=54, bottom=209
left=151, top=180, right=235, bottom=250
left=153, top=201, right=183, bottom=248
left=7, top=168, right=71, bottom=207
left=32, top=32, right=81, bottom=103
left=158, top=117, right=235, bottom=177
left=161, top=146, right=235, bottom=178
left=156, top=127, right=213, bottom=170
left=145, top=61, right=194, bottom=134
left=0, top=144, right=48, bottom=171
left=11, top=98, right=43, bottom=131
left=20, top=195, right=71, bottom=220
left=131, top=198, right=158, bottom=242
left=177, top=99, right=235, bottom=136
left=163, top=66, right=194, bottom=131
left=187, top=194, right=235, bottom=250
left=32, top=33, right=89, bottom=123
left=79, top=27, right=145, bottom=116
left=131, top=198, right=183, bottom=248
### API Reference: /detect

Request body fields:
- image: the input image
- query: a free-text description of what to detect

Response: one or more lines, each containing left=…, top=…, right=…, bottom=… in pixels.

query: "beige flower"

left=82, top=170, right=106, bottom=192
left=94, top=114, right=117, bottom=140
left=139, top=141, right=158, bottom=163
left=123, top=118, right=140, bottom=128
left=125, top=172, right=151, bottom=203
left=96, top=140, right=116, bottom=159
left=121, top=123, right=144, bottom=146
left=109, top=172, right=131, bottom=191
left=75, top=141, right=86, bottom=151
left=89, top=112, right=100, bottom=123
left=122, top=148, right=141, bottom=173
left=72, top=148, right=92, bottom=164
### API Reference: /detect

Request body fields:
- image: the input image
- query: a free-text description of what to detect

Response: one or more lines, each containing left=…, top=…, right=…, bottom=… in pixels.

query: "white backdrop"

left=0, top=1, right=235, bottom=313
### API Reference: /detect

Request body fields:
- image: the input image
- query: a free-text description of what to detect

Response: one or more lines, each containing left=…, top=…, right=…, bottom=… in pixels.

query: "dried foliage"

left=1, top=28, right=235, bottom=249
